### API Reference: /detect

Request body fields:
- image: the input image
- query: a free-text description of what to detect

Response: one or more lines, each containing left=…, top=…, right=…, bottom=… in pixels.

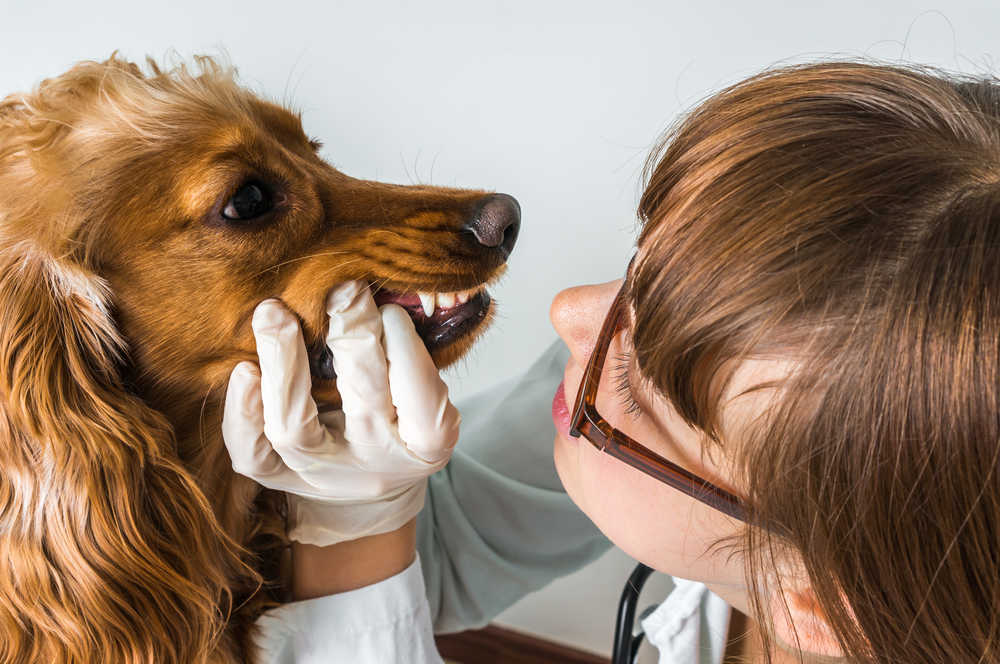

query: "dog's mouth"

left=373, top=286, right=492, bottom=350
left=307, top=285, right=491, bottom=380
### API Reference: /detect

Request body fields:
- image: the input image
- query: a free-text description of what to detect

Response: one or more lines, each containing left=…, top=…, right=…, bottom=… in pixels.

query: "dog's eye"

left=222, top=182, right=274, bottom=222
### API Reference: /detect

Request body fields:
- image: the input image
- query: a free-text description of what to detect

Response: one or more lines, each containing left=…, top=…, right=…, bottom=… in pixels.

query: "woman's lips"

left=552, top=380, right=572, bottom=439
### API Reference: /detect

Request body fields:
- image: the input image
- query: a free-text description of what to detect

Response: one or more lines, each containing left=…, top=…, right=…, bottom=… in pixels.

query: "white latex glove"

left=222, top=281, right=461, bottom=546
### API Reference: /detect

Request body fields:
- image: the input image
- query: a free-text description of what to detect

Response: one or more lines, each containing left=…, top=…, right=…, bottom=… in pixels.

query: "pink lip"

left=552, top=381, right=572, bottom=439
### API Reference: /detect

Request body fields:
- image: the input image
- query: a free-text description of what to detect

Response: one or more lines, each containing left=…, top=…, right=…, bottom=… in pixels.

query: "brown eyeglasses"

left=568, top=256, right=750, bottom=523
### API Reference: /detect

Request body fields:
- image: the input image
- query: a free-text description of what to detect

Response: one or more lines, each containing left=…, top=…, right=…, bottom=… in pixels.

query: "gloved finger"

left=222, top=361, right=287, bottom=479
left=380, top=304, right=460, bottom=463
left=325, top=282, right=395, bottom=440
left=251, top=299, right=328, bottom=459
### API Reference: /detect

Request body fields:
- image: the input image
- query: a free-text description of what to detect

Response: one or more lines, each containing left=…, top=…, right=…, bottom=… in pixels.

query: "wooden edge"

left=435, top=623, right=610, bottom=664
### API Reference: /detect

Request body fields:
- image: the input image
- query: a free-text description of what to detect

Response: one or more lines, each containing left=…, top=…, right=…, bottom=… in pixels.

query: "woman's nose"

left=549, top=279, right=624, bottom=366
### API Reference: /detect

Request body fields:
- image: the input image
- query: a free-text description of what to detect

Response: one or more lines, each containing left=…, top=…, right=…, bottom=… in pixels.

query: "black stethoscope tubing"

left=611, top=562, right=655, bottom=664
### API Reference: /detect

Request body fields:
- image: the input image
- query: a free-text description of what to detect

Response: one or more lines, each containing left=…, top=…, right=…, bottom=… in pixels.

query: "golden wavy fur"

left=0, top=55, right=515, bottom=663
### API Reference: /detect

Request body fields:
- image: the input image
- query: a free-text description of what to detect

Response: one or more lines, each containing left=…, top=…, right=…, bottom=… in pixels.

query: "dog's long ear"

left=0, top=249, right=253, bottom=662
left=0, top=55, right=256, bottom=664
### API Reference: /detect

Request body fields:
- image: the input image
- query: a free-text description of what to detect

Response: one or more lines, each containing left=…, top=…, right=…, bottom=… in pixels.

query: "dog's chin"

left=308, top=288, right=495, bottom=411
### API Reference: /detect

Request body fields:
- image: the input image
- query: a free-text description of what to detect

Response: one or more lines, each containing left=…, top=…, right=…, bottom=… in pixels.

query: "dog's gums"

left=307, top=285, right=492, bottom=381
left=375, top=287, right=492, bottom=350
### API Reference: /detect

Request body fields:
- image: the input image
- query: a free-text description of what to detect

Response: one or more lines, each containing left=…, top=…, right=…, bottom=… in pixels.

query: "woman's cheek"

left=553, top=431, right=585, bottom=513
left=554, top=419, right=696, bottom=567
left=554, top=436, right=641, bottom=546
left=553, top=430, right=610, bottom=533
left=554, top=418, right=750, bottom=586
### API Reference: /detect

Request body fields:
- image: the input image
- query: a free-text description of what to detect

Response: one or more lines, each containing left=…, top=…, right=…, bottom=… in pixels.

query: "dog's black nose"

left=465, top=193, right=520, bottom=258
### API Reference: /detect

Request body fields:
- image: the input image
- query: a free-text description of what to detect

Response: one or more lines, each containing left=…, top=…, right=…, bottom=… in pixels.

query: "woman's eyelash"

left=611, top=351, right=643, bottom=417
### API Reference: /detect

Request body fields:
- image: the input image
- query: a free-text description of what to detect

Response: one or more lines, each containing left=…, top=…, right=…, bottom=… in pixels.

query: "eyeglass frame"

left=567, top=255, right=750, bottom=524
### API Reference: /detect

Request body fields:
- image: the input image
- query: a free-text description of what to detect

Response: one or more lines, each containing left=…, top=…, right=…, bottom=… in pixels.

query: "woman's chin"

left=552, top=432, right=576, bottom=499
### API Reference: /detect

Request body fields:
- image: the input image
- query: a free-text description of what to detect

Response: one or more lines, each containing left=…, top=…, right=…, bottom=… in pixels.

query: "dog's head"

left=0, top=55, right=518, bottom=663
left=0, top=55, right=517, bottom=417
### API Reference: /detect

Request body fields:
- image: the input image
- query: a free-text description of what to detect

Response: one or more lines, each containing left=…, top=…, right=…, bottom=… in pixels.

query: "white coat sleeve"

left=252, top=554, right=443, bottom=664
left=640, top=577, right=731, bottom=664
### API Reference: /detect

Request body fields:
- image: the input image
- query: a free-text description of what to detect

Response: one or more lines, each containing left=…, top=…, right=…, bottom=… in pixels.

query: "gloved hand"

left=222, top=281, right=461, bottom=546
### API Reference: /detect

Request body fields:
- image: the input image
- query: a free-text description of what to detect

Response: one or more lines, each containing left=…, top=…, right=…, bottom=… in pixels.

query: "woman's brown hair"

left=631, top=61, right=1000, bottom=663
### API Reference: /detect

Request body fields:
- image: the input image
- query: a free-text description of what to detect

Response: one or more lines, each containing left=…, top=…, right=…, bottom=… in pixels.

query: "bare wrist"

left=291, top=518, right=417, bottom=600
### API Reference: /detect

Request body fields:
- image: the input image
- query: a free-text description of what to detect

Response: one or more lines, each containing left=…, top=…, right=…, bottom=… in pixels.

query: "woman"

left=226, top=61, right=1000, bottom=663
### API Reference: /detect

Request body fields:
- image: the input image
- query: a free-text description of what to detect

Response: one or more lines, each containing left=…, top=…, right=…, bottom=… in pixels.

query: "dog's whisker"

left=244, top=251, right=359, bottom=282
left=400, top=151, right=415, bottom=186
left=429, top=151, right=439, bottom=185
left=368, top=267, right=412, bottom=294
left=413, top=148, right=424, bottom=185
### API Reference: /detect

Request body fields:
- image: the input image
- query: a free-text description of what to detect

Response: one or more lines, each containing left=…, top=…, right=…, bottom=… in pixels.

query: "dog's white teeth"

left=418, top=292, right=436, bottom=317
left=414, top=288, right=481, bottom=316
left=438, top=292, right=457, bottom=309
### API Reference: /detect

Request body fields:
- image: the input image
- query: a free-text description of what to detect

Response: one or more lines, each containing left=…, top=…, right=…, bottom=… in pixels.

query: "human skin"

left=294, top=278, right=757, bottom=600
left=549, top=270, right=805, bottom=660
left=291, top=519, right=417, bottom=599
left=295, top=266, right=813, bottom=660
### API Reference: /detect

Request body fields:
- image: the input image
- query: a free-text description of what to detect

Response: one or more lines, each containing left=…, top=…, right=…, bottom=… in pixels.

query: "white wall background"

left=2, top=1, right=998, bottom=659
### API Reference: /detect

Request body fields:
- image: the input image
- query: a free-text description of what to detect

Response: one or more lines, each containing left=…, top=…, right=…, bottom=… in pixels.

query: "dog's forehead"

left=192, top=99, right=312, bottom=169
left=166, top=109, right=310, bottom=218
left=173, top=96, right=307, bottom=151
left=251, top=100, right=308, bottom=143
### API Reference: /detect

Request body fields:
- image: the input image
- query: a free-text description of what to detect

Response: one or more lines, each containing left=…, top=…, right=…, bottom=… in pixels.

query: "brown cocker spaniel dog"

left=0, top=55, right=519, bottom=664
